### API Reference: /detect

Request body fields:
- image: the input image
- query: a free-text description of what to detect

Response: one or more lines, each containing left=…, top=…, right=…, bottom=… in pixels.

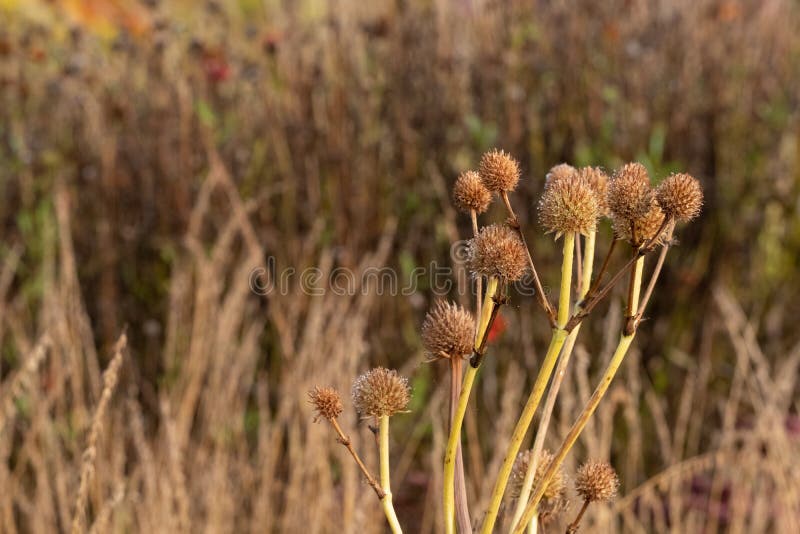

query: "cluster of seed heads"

left=421, top=301, right=475, bottom=360
left=352, top=367, right=411, bottom=418
left=575, top=460, right=620, bottom=503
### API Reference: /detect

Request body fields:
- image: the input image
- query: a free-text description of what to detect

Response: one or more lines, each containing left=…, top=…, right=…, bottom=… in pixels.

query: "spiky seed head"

left=308, top=386, right=343, bottom=422
left=479, top=149, right=521, bottom=193
left=545, top=163, right=577, bottom=188
left=612, top=199, right=668, bottom=246
left=421, top=301, right=475, bottom=360
left=351, top=367, right=411, bottom=418
left=453, top=170, right=492, bottom=214
left=467, top=224, right=528, bottom=281
left=608, top=162, right=653, bottom=223
left=656, top=173, right=703, bottom=222
left=538, top=174, right=599, bottom=237
left=510, top=449, right=566, bottom=501
left=579, top=166, right=610, bottom=216
left=575, top=460, right=620, bottom=503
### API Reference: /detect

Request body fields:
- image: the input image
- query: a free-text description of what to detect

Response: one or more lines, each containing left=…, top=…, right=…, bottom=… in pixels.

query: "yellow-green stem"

left=444, top=277, right=498, bottom=534
left=479, top=233, right=575, bottom=534
left=514, top=258, right=645, bottom=533
left=510, top=231, right=594, bottom=530
left=379, top=416, right=403, bottom=534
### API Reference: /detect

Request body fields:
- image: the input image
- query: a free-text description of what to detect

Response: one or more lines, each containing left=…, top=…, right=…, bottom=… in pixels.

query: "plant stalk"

left=379, top=415, right=403, bottom=534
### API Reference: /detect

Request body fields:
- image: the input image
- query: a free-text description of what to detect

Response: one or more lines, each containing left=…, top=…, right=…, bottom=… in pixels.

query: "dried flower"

left=612, top=200, right=668, bottom=246
left=538, top=174, right=599, bottom=237
left=453, top=170, right=492, bottom=214
left=608, top=162, right=653, bottom=223
left=352, top=368, right=411, bottom=418
left=479, top=149, right=521, bottom=193
left=545, top=163, right=577, bottom=188
left=578, top=166, right=610, bottom=216
left=575, top=460, right=619, bottom=503
left=421, top=301, right=475, bottom=360
left=510, top=449, right=566, bottom=501
left=308, top=386, right=344, bottom=422
left=656, top=173, right=703, bottom=222
left=467, top=224, right=528, bottom=281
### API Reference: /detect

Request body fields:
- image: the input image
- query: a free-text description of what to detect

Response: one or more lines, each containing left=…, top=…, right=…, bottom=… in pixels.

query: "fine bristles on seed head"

left=612, top=199, right=668, bottom=247
left=467, top=224, right=528, bottom=281
left=510, top=449, right=566, bottom=501
left=578, top=166, right=610, bottom=216
left=538, top=173, right=599, bottom=237
left=545, top=163, right=577, bottom=188
left=453, top=170, right=492, bottom=214
left=575, top=460, right=620, bottom=503
left=421, top=300, right=475, bottom=360
left=608, top=162, right=653, bottom=223
left=656, top=173, right=703, bottom=222
left=351, top=367, right=411, bottom=418
left=308, top=386, right=344, bottom=422
left=479, top=149, right=521, bottom=193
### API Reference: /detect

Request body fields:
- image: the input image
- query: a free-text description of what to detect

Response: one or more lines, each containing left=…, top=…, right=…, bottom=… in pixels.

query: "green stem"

left=379, top=416, right=403, bottom=534
left=480, top=233, right=575, bottom=534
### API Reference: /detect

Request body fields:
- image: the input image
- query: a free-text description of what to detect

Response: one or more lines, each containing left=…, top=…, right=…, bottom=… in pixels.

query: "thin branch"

left=330, top=418, right=386, bottom=500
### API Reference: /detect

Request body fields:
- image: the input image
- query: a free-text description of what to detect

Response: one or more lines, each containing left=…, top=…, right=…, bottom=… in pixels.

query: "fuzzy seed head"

left=538, top=174, right=599, bottom=237
left=608, top=162, right=653, bottom=223
left=467, top=224, right=528, bottom=281
left=421, top=301, right=475, bottom=360
left=656, top=173, right=703, bottom=222
left=612, top=199, right=668, bottom=246
left=575, top=460, right=620, bottom=503
left=453, top=170, right=492, bottom=214
left=579, top=166, right=610, bottom=215
left=545, top=163, right=577, bottom=188
left=479, top=149, right=521, bottom=192
left=351, top=367, right=411, bottom=418
left=510, top=449, right=566, bottom=501
left=308, top=386, right=343, bottom=422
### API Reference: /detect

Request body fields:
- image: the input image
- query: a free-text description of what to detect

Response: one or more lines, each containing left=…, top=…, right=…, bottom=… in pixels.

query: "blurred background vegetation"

left=0, top=0, right=799, bottom=532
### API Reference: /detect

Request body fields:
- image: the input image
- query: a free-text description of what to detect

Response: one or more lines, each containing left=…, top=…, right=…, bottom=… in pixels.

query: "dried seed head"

left=545, top=163, right=577, bottom=188
left=538, top=174, right=599, bottom=237
left=352, top=367, right=411, bottom=418
left=467, top=224, right=528, bottom=281
left=656, top=173, right=703, bottom=222
left=479, top=149, right=521, bottom=193
left=578, top=166, right=610, bottom=215
left=308, top=386, right=343, bottom=422
left=421, top=301, right=475, bottom=360
left=612, top=199, right=668, bottom=247
left=453, top=170, right=492, bottom=214
left=608, top=162, right=653, bottom=223
left=575, top=460, right=619, bottom=503
left=510, top=449, right=566, bottom=501
left=539, top=493, right=569, bottom=526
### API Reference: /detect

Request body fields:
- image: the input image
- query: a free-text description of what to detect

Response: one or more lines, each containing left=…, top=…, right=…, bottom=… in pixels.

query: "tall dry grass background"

left=0, top=0, right=799, bottom=532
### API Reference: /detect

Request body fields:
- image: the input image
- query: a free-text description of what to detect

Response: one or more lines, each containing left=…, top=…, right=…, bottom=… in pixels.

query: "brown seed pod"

left=578, top=166, right=610, bottom=216
left=656, top=173, right=703, bottom=222
left=608, top=162, right=653, bottom=223
left=453, top=170, right=492, bottom=214
left=545, top=163, right=577, bottom=188
left=467, top=224, right=528, bottom=281
left=510, top=449, right=566, bottom=501
left=479, top=149, right=521, bottom=193
left=352, top=367, right=411, bottom=418
left=308, top=386, right=344, bottom=422
left=421, top=301, right=475, bottom=360
left=538, top=174, right=599, bottom=237
left=575, top=460, right=620, bottom=503
left=612, top=199, right=668, bottom=247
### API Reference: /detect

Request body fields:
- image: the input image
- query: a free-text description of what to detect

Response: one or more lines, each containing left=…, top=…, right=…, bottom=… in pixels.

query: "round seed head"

left=656, top=173, right=703, bottom=222
left=467, top=224, right=528, bottom=281
left=421, top=301, right=475, bottom=360
left=453, top=170, right=492, bottom=214
left=479, top=149, right=521, bottom=193
left=545, top=163, right=577, bottom=188
left=538, top=173, right=600, bottom=237
left=510, top=449, right=566, bottom=501
left=308, top=386, right=343, bottom=422
left=608, top=162, right=653, bottom=223
left=351, top=367, right=411, bottom=418
left=612, top=199, right=668, bottom=246
left=575, top=460, right=619, bottom=503
left=578, top=166, right=610, bottom=215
